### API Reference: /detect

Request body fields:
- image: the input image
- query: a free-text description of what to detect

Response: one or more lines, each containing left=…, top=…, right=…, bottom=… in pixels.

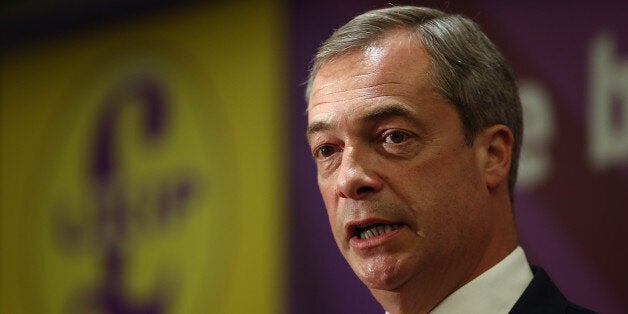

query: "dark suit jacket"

left=509, top=266, right=596, bottom=313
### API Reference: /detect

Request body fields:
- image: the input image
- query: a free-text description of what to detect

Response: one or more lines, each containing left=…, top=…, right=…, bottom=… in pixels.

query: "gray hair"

left=305, top=6, right=522, bottom=201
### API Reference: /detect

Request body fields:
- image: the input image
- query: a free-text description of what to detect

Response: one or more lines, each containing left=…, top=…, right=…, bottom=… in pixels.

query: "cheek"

left=420, top=169, right=489, bottom=245
left=421, top=148, right=484, bottom=195
left=318, top=178, right=343, bottom=234
left=318, top=177, right=337, bottom=211
left=392, top=149, right=486, bottom=227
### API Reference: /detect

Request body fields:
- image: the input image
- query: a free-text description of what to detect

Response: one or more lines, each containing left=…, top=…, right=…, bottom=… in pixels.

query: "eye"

left=383, top=130, right=409, bottom=144
left=315, top=145, right=337, bottom=159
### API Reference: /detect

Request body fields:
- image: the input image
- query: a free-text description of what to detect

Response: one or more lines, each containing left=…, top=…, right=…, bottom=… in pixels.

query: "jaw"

left=350, top=251, right=408, bottom=290
left=362, top=254, right=459, bottom=314
left=342, top=230, right=422, bottom=291
left=358, top=219, right=519, bottom=314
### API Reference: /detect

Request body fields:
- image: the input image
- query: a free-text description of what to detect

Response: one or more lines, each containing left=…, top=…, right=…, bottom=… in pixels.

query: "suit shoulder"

left=510, top=266, right=596, bottom=314
left=566, top=302, right=597, bottom=314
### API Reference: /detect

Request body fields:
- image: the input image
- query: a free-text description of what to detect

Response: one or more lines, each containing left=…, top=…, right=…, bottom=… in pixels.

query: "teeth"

left=367, top=229, right=375, bottom=238
left=358, top=223, right=402, bottom=239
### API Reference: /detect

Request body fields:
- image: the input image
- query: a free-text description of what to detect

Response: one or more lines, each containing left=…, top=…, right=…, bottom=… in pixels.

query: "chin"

left=361, top=271, right=408, bottom=292
left=352, top=257, right=410, bottom=291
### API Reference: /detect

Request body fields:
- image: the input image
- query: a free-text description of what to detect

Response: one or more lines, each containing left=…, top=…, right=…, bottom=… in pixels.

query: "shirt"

left=385, top=246, right=533, bottom=314
left=431, top=246, right=533, bottom=313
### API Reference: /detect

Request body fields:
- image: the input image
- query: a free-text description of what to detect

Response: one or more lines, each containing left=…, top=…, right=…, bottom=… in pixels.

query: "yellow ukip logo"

left=34, top=47, right=236, bottom=313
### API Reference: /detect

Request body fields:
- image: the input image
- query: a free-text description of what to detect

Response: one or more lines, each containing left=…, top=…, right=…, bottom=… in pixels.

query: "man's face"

left=306, top=32, right=495, bottom=291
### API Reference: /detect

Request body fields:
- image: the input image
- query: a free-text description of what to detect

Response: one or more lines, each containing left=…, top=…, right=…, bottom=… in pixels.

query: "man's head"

left=306, top=6, right=522, bottom=199
left=305, top=6, right=522, bottom=313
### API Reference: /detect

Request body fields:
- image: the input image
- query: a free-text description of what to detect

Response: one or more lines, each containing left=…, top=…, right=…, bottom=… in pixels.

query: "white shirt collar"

left=430, top=246, right=533, bottom=314
left=384, top=246, right=533, bottom=314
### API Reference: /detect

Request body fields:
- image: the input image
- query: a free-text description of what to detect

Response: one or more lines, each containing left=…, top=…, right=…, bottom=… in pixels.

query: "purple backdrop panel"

left=288, top=1, right=627, bottom=313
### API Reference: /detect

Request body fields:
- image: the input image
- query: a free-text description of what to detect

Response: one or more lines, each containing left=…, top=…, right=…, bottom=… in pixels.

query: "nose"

left=336, top=147, right=383, bottom=199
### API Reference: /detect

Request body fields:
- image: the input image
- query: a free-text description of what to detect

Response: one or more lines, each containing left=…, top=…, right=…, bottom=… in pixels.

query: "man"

left=305, top=6, right=594, bottom=314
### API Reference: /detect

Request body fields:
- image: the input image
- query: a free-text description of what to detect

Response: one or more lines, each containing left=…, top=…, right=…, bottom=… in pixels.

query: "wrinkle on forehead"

left=310, top=81, right=407, bottom=109
left=308, top=63, right=416, bottom=111
left=310, top=72, right=377, bottom=99
left=308, top=62, right=378, bottom=102
left=308, top=30, right=429, bottom=112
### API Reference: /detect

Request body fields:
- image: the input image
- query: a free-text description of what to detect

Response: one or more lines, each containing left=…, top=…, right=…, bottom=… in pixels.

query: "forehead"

left=307, top=30, right=437, bottom=124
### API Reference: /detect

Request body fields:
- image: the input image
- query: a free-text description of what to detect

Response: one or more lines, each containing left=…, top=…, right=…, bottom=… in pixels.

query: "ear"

left=477, top=125, right=514, bottom=190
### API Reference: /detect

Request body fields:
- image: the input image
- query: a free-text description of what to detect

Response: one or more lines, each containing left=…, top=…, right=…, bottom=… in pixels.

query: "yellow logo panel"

left=37, top=48, right=237, bottom=313
left=1, top=1, right=284, bottom=313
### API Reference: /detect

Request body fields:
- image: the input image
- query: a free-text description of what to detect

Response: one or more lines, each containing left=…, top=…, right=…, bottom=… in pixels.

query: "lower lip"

left=349, top=226, right=404, bottom=250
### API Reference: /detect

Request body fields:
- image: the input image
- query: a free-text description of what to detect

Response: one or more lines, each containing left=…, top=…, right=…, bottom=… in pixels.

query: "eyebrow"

left=306, top=103, right=417, bottom=139
left=306, top=120, right=332, bottom=138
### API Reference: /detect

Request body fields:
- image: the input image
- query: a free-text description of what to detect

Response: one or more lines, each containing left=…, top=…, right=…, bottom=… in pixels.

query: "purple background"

left=3, top=0, right=625, bottom=312
left=288, top=1, right=628, bottom=313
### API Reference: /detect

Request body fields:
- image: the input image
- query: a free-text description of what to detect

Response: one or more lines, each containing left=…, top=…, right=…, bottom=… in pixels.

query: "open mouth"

left=355, top=223, right=403, bottom=240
